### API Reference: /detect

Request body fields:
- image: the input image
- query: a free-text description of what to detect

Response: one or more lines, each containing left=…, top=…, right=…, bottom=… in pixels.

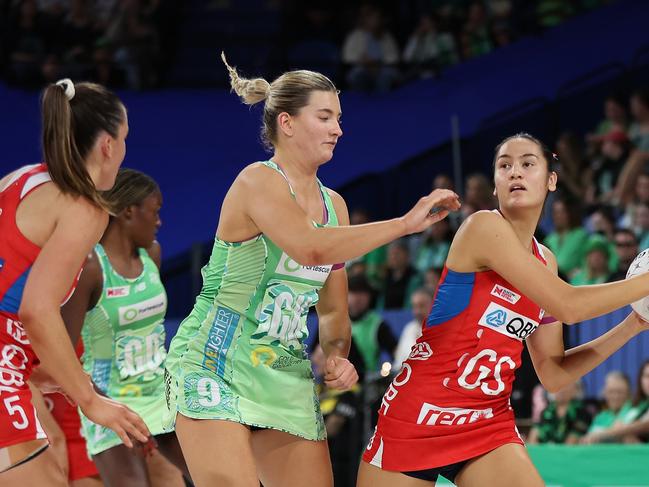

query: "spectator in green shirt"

left=570, top=236, right=612, bottom=286
left=527, top=381, right=591, bottom=444
left=544, top=196, right=589, bottom=278
left=582, top=364, right=649, bottom=443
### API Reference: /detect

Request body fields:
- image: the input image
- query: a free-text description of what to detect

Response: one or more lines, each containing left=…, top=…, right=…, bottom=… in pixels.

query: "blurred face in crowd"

left=633, top=204, right=649, bottom=232
left=589, top=211, right=614, bottom=239
left=631, top=94, right=649, bottom=123
left=551, top=200, right=570, bottom=232
left=387, top=243, right=410, bottom=271
left=601, top=139, right=624, bottom=160
left=640, top=363, right=649, bottom=398
left=494, top=138, right=557, bottom=214
left=614, top=231, right=638, bottom=268
left=348, top=290, right=372, bottom=318
left=603, top=374, right=630, bottom=412
left=350, top=209, right=370, bottom=225
left=424, top=268, right=441, bottom=292
left=429, top=217, right=450, bottom=241
left=586, top=249, right=608, bottom=275
left=433, top=173, right=454, bottom=190
left=410, top=291, right=433, bottom=323
left=635, top=175, right=649, bottom=204
left=605, top=99, right=626, bottom=124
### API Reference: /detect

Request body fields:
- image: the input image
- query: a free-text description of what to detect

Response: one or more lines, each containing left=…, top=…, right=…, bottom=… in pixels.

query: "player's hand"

left=80, top=392, right=150, bottom=448
left=401, top=189, right=461, bottom=235
left=324, top=356, right=358, bottom=391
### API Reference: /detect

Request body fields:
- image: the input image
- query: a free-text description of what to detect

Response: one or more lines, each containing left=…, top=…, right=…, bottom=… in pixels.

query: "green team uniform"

left=165, top=161, right=339, bottom=440
left=80, top=244, right=170, bottom=455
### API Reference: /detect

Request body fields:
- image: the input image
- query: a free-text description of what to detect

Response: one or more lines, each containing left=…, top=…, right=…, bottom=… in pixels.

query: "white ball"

left=626, top=249, right=649, bottom=319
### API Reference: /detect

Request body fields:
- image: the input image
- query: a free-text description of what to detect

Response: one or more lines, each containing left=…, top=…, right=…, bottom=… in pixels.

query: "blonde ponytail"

left=221, top=51, right=270, bottom=105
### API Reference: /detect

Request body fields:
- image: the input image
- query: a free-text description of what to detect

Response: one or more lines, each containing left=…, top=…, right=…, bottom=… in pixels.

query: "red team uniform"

left=363, top=231, right=550, bottom=478
left=0, top=164, right=77, bottom=450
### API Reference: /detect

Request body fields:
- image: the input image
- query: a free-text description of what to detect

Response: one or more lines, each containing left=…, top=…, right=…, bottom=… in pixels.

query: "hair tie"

left=55, top=78, right=75, bottom=100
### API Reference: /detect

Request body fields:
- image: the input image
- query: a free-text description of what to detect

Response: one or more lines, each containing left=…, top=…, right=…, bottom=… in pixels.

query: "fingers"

left=124, top=409, right=150, bottom=444
left=429, top=189, right=461, bottom=211
left=114, top=425, right=133, bottom=448
left=324, top=357, right=359, bottom=390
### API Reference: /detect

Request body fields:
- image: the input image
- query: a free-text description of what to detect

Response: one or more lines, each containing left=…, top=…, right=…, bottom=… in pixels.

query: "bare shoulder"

left=145, top=241, right=162, bottom=268
left=80, top=247, right=103, bottom=283
left=236, top=162, right=286, bottom=191
left=455, top=210, right=507, bottom=238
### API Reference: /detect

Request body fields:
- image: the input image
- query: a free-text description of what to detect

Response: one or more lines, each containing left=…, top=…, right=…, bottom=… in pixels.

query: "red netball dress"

left=363, top=233, right=550, bottom=472
left=0, top=164, right=78, bottom=448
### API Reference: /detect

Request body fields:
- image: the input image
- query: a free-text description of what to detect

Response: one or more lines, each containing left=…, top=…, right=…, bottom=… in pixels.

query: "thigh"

left=145, top=448, right=185, bottom=487
left=72, top=476, right=105, bottom=487
left=0, top=443, right=67, bottom=486
left=251, top=428, right=332, bottom=487
left=93, top=443, right=149, bottom=487
left=175, top=413, right=258, bottom=487
left=356, top=461, right=435, bottom=487
left=455, top=443, right=544, bottom=487
left=155, top=431, right=190, bottom=479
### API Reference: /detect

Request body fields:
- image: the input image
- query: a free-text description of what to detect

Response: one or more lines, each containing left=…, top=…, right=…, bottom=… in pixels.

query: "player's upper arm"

left=447, top=211, right=573, bottom=321
left=19, top=199, right=108, bottom=322
left=145, top=241, right=162, bottom=269
left=235, top=164, right=327, bottom=264
left=60, top=250, right=103, bottom=346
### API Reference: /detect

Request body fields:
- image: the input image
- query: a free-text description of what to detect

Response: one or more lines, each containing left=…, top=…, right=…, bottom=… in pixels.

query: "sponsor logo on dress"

left=408, top=342, right=433, bottom=361
left=490, top=284, right=520, bottom=304
left=417, top=402, right=494, bottom=426
left=203, top=306, right=240, bottom=377
left=117, top=293, right=166, bottom=326
left=478, top=302, right=539, bottom=341
left=274, top=253, right=332, bottom=283
left=250, top=346, right=277, bottom=367
left=106, top=286, right=130, bottom=298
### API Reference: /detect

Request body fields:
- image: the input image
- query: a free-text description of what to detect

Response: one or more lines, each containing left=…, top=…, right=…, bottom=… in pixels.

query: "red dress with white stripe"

left=363, top=235, right=549, bottom=471
left=0, top=164, right=78, bottom=448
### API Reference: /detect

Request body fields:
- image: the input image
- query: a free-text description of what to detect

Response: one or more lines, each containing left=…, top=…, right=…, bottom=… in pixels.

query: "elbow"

left=548, top=290, right=581, bottom=325
left=541, top=379, right=562, bottom=394
left=287, top=245, right=328, bottom=267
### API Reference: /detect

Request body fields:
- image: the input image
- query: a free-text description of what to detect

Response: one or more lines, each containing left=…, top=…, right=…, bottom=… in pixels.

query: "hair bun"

left=55, top=78, right=75, bottom=100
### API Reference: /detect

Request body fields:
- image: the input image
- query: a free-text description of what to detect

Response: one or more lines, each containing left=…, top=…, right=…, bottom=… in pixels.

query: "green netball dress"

left=80, top=244, right=170, bottom=455
left=165, top=161, right=339, bottom=440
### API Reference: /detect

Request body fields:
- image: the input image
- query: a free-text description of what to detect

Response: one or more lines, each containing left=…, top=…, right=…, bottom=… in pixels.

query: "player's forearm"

left=297, top=219, right=406, bottom=266
left=21, top=310, right=94, bottom=408
left=552, top=315, right=641, bottom=389
left=318, top=313, right=352, bottom=359
left=563, top=272, right=649, bottom=324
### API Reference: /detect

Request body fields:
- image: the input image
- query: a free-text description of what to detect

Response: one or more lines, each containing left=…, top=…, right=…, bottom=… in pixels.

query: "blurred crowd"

left=285, top=0, right=616, bottom=93
left=0, top=0, right=178, bottom=89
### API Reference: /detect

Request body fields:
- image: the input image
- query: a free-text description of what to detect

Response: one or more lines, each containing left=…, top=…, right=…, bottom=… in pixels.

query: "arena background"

left=1, top=0, right=649, bottom=485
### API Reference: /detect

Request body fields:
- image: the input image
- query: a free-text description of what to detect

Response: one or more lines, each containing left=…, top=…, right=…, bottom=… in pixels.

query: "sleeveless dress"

left=0, top=163, right=77, bottom=448
left=165, top=160, right=340, bottom=440
left=363, top=230, right=550, bottom=471
left=80, top=243, right=170, bottom=455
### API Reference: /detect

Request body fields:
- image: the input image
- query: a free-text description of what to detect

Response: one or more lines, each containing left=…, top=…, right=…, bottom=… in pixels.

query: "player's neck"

left=499, top=209, right=539, bottom=251
left=271, top=148, right=319, bottom=191
left=100, top=224, right=139, bottom=263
